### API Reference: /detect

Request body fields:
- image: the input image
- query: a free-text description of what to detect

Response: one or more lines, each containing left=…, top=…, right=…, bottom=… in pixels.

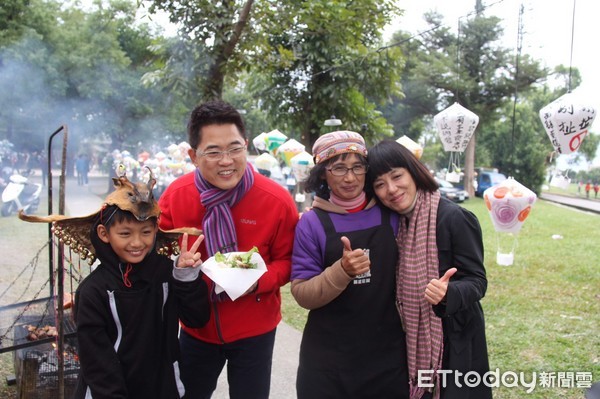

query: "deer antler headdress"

left=19, top=167, right=201, bottom=264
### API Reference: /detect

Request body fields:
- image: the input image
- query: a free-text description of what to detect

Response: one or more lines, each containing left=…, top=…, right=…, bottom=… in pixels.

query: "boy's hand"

left=177, top=233, right=204, bottom=268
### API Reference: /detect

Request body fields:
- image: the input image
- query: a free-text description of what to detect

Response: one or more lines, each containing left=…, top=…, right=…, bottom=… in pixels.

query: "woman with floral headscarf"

left=291, top=131, right=409, bottom=398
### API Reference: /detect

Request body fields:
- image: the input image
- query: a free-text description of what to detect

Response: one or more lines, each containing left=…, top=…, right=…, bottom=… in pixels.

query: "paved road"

left=539, top=192, right=600, bottom=214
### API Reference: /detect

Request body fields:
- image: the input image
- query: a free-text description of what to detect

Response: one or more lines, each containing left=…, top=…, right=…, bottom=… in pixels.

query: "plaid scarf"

left=397, top=190, right=443, bottom=399
left=194, top=164, right=254, bottom=256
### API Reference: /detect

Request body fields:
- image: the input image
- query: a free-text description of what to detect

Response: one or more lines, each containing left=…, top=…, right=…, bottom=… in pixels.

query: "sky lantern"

left=290, top=151, right=314, bottom=183
left=433, top=103, right=479, bottom=181
left=265, top=129, right=288, bottom=155
left=483, top=177, right=537, bottom=266
left=252, top=132, right=268, bottom=153
left=276, top=138, right=305, bottom=167
left=539, top=92, right=596, bottom=155
left=396, top=135, right=423, bottom=160
left=549, top=171, right=571, bottom=190
left=154, top=151, right=167, bottom=161
left=137, top=151, right=150, bottom=163
left=254, top=152, right=278, bottom=173
left=290, top=151, right=315, bottom=208
left=434, top=103, right=479, bottom=153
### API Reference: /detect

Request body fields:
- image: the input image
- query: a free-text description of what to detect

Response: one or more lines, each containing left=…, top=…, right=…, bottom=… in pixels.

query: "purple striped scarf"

left=397, top=190, right=443, bottom=399
left=194, top=165, right=255, bottom=256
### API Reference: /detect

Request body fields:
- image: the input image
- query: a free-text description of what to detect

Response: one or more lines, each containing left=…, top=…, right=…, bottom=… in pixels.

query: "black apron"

left=297, top=207, right=409, bottom=399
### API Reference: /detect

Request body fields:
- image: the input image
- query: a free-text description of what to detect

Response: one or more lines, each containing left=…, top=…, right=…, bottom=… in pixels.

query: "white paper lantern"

left=433, top=103, right=479, bottom=153
left=254, top=153, right=278, bottom=171
left=252, top=132, right=268, bottom=152
left=290, top=151, right=314, bottom=182
left=396, top=135, right=423, bottom=159
left=549, top=173, right=571, bottom=190
left=539, top=92, right=596, bottom=154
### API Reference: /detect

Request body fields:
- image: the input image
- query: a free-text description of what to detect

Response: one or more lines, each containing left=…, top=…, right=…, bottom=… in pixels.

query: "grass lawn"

left=282, top=197, right=599, bottom=398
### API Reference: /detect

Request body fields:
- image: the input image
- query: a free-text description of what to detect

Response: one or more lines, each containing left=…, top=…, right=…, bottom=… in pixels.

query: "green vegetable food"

left=214, top=246, right=259, bottom=269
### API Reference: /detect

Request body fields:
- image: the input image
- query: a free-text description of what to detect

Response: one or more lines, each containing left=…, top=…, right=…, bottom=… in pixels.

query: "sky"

left=386, top=0, right=600, bottom=169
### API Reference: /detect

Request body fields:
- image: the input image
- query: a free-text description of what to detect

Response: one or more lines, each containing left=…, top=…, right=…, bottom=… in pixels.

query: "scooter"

left=0, top=166, right=14, bottom=191
left=1, top=174, right=42, bottom=217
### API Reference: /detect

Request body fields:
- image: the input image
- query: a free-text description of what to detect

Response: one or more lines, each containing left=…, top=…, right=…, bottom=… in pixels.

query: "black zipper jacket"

left=72, top=226, right=210, bottom=399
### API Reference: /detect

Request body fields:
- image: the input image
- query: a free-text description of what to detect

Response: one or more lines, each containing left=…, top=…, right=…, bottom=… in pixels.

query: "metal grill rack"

left=12, top=312, right=79, bottom=399
left=0, top=297, right=76, bottom=354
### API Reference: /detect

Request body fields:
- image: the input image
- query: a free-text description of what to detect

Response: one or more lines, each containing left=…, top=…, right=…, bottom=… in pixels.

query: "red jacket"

left=158, top=170, right=298, bottom=343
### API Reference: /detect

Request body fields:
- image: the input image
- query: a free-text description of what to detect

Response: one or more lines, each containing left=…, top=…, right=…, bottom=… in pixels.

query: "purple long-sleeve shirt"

left=291, top=204, right=399, bottom=281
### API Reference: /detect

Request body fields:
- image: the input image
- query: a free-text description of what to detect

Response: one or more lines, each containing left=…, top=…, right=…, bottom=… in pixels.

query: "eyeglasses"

left=197, top=146, right=247, bottom=161
left=326, top=164, right=368, bottom=177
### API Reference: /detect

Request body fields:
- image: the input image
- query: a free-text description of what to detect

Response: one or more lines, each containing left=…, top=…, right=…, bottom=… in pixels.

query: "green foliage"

left=381, top=6, right=549, bottom=192
left=147, top=0, right=258, bottom=101
left=575, top=130, right=600, bottom=164
left=0, top=0, right=182, bottom=155
left=246, top=0, right=403, bottom=147
left=0, top=0, right=59, bottom=48
left=2, top=0, right=593, bottom=179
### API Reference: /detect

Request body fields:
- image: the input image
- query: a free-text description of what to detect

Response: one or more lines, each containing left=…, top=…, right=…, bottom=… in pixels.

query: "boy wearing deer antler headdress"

left=20, top=172, right=211, bottom=399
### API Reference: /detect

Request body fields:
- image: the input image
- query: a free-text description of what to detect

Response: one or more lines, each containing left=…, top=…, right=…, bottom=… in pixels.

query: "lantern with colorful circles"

left=483, top=177, right=537, bottom=266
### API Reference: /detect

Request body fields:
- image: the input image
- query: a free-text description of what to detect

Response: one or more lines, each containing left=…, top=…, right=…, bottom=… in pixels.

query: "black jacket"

left=72, top=227, right=210, bottom=399
left=433, top=198, right=492, bottom=399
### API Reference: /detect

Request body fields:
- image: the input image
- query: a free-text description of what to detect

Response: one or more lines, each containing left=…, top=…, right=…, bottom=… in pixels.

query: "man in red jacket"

left=158, top=100, right=298, bottom=399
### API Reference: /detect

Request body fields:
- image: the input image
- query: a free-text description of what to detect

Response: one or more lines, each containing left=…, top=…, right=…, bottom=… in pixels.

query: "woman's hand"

left=339, top=236, right=370, bottom=277
left=425, top=267, right=457, bottom=305
left=177, top=233, right=204, bottom=268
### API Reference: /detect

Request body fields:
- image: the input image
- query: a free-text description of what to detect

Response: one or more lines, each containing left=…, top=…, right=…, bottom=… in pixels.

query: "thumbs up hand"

left=424, top=267, right=457, bottom=305
left=339, top=236, right=370, bottom=277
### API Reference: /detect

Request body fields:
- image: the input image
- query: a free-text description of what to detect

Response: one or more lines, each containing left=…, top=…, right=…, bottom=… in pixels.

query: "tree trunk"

left=203, top=0, right=254, bottom=100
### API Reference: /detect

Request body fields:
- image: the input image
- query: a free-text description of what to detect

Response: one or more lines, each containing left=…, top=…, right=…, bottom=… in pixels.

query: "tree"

left=486, top=101, right=548, bottom=194
left=382, top=2, right=547, bottom=195
left=0, top=0, right=57, bottom=50
left=246, top=0, right=403, bottom=147
left=0, top=0, right=64, bottom=148
left=147, top=0, right=256, bottom=102
left=146, top=0, right=403, bottom=147
left=380, top=30, right=443, bottom=142
left=0, top=0, right=179, bottom=157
